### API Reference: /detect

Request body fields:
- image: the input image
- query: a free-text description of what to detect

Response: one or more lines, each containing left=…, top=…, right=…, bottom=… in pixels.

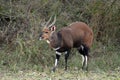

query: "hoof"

left=51, top=67, right=56, bottom=72
left=64, top=68, right=67, bottom=71
left=82, top=66, right=88, bottom=71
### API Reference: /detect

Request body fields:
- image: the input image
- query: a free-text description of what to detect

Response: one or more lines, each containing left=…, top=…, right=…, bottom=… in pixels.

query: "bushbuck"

left=39, top=16, right=93, bottom=72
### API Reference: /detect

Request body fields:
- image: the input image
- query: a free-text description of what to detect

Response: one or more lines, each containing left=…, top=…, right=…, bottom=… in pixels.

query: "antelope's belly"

left=55, top=47, right=69, bottom=52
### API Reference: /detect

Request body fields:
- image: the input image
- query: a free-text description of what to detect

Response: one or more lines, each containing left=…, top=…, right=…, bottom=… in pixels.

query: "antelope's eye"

left=45, top=32, right=48, bottom=33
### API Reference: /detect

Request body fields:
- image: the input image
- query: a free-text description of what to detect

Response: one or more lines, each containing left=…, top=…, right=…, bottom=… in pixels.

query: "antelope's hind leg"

left=81, top=55, right=88, bottom=70
left=78, top=45, right=89, bottom=71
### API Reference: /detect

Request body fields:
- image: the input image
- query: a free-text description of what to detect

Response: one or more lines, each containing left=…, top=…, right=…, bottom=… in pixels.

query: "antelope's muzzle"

left=39, top=33, right=43, bottom=40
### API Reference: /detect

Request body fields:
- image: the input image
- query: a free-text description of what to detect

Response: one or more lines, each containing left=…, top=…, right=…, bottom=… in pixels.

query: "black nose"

left=39, top=33, right=43, bottom=37
left=39, top=33, right=43, bottom=40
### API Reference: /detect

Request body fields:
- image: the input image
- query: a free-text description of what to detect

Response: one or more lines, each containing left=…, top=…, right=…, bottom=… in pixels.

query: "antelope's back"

left=60, top=22, right=93, bottom=48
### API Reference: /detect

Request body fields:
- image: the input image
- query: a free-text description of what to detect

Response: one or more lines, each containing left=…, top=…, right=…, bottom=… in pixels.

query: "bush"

left=0, top=0, right=119, bottom=71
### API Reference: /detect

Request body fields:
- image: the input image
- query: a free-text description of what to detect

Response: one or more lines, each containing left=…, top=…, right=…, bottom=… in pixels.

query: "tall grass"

left=0, top=0, right=120, bottom=73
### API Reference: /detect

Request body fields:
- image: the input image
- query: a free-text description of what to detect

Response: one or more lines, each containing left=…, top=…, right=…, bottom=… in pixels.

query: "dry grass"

left=0, top=69, right=120, bottom=80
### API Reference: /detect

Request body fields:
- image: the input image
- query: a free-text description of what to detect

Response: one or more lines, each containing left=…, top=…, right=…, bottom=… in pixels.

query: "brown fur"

left=40, top=22, right=93, bottom=51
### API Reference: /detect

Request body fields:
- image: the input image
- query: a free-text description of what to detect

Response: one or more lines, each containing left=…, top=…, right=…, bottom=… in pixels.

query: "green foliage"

left=0, top=0, right=120, bottom=75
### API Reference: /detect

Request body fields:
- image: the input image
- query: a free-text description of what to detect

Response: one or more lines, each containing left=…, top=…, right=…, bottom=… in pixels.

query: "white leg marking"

left=55, top=59, right=58, bottom=67
left=81, top=55, right=84, bottom=66
left=56, top=51, right=61, bottom=55
left=85, top=56, right=88, bottom=67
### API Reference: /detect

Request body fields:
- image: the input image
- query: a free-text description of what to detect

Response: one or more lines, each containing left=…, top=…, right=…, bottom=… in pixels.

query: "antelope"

left=39, top=16, right=93, bottom=72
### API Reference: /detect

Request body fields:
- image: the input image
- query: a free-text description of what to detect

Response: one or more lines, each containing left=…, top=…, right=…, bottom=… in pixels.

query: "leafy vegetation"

left=0, top=0, right=120, bottom=79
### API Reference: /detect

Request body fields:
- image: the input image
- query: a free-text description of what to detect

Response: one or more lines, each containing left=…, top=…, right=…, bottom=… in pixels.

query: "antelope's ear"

left=50, top=25, right=56, bottom=31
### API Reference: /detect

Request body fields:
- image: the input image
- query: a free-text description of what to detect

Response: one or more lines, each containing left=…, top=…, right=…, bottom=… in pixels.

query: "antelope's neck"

left=49, top=31, right=62, bottom=49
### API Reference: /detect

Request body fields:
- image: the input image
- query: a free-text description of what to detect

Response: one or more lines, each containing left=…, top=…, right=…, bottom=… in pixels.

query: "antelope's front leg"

left=64, top=50, right=70, bottom=71
left=52, top=51, right=61, bottom=72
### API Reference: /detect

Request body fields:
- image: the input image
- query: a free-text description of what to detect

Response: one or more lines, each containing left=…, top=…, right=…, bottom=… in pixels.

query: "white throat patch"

left=46, top=40, right=50, bottom=44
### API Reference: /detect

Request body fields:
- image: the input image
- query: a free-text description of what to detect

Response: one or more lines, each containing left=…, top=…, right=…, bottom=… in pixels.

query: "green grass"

left=0, top=40, right=120, bottom=80
left=0, top=0, right=120, bottom=79
left=0, top=69, right=120, bottom=80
